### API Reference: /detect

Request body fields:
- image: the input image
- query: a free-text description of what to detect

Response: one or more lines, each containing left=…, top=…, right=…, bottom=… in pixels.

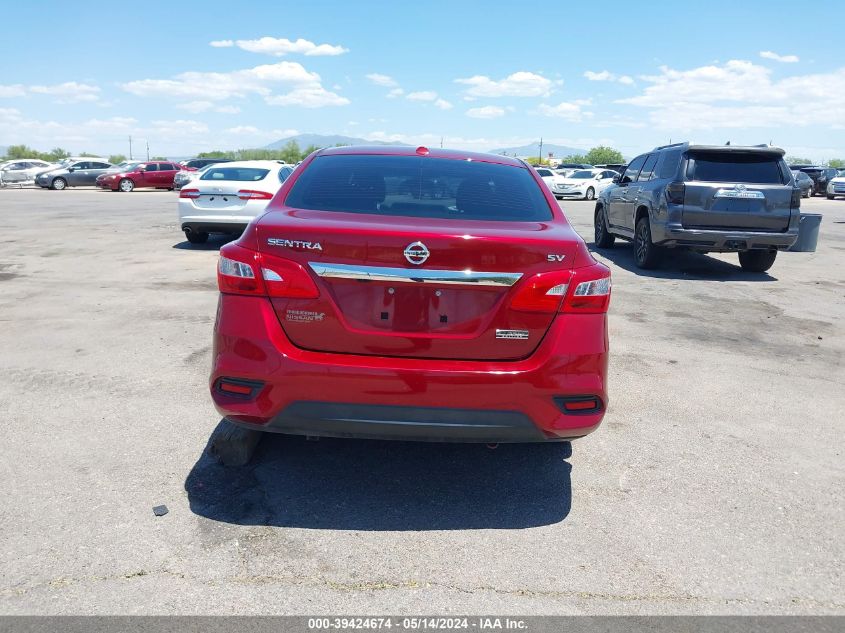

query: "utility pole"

left=440, top=136, right=443, bottom=149
left=128, top=135, right=133, bottom=159
left=146, top=140, right=150, bottom=161
left=538, top=137, right=543, bottom=164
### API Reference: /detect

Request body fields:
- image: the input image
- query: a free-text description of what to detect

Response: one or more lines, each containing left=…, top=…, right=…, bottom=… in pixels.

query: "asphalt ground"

left=0, top=186, right=842, bottom=614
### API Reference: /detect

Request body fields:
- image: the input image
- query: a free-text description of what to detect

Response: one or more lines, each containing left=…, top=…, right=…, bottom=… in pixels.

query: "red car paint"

left=95, top=161, right=190, bottom=191
left=209, top=146, right=610, bottom=442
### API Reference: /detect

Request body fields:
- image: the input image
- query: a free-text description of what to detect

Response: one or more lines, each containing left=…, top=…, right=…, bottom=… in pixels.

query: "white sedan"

left=178, top=160, right=295, bottom=244
left=533, top=167, right=571, bottom=199
left=555, top=169, right=619, bottom=201
left=0, top=159, right=55, bottom=186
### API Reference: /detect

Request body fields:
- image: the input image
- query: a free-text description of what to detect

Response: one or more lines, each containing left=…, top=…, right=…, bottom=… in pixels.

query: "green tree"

left=46, top=148, right=70, bottom=161
left=302, top=144, right=320, bottom=158
left=585, top=146, right=625, bottom=165
left=197, top=150, right=235, bottom=159
left=827, top=158, right=844, bottom=169
left=560, top=154, right=588, bottom=164
left=279, top=140, right=302, bottom=164
left=108, top=154, right=127, bottom=164
left=78, top=151, right=100, bottom=157
left=4, top=144, right=39, bottom=159
left=151, top=156, right=168, bottom=161
left=785, top=156, right=813, bottom=165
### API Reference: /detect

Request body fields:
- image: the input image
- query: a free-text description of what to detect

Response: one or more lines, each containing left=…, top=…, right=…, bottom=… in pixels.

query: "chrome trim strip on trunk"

left=308, top=262, right=523, bottom=287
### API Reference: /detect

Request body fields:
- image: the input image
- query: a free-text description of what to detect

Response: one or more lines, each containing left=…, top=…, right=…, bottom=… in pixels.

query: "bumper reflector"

left=215, top=377, right=264, bottom=399
left=555, top=396, right=602, bottom=415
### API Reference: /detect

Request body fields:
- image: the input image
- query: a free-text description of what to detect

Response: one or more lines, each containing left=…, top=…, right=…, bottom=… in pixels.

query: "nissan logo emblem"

left=404, top=241, right=430, bottom=265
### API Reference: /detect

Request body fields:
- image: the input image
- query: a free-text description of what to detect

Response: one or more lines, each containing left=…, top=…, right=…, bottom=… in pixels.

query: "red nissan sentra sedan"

left=210, top=146, right=610, bottom=442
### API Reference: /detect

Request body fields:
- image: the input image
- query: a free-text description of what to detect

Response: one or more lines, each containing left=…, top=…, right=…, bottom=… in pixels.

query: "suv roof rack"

left=652, top=142, right=687, bottom=151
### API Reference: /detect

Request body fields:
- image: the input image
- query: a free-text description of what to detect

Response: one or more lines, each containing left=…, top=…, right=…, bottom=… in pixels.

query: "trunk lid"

left=256, top=209, right=580, bottom=360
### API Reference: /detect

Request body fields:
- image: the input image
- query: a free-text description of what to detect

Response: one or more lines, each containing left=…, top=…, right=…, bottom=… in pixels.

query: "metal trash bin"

left=789, top=213, right=822, bottom=252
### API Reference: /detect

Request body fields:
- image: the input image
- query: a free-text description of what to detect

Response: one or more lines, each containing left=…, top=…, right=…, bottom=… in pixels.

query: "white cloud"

left=760, top=51, right=799, bottom=63
left=434, top=98, right=453, bottom=110
left=366, top=73, right=397, bottom=87
left=0, top=84, right=27, bottom=98
left=220, top=37, right=348, bottom=57
left=406, top=90, right=438, bottom=102
left=224, top=125, right=260, bottom=135
left=537, top=100, right=592, bottom=121
left=29, top=82, right=101, bottom=103
left=215, top=104, right=241, bottom=114
left=123, top=61, right=346, bottom=108
left=584, top=70, right=634, bottom=85
left=264, top=85, right=349, bottom=107
left=387, top=88, right=404, bottom=98
left=466, top=105, right=506, bottom=119
left=619, top=60, right=845, bottom=129
left=456, top=72, right=555, bottom=98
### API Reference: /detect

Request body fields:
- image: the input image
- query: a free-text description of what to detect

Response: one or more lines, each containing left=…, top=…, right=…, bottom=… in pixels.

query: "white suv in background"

left=178, top=161, right=295, bottom=244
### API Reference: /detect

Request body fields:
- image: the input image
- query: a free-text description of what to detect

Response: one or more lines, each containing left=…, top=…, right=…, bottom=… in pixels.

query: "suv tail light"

left=179, top=188, right=201, bottom=199
left=666, top=181, right=685, bottom=205
left=791, top=187, right=802, bottom=209
left=217, top=243, right=319, bottom=299
left=510, top=263, right=611, bottom=314
left=238, top=189, right=274, bottom=200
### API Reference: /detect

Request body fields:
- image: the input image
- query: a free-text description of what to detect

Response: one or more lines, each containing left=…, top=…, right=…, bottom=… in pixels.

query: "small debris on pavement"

left=152, top=505, right=169, bottom=517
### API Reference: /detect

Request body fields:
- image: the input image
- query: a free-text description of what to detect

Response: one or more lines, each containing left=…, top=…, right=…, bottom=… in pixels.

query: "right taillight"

left=217, top=243, right=319, bottom=299
left=180, top=188, right=201, bottom=199
left=666, top=181, right=685, bottom=205
left=562, top=263, right=611, bottom=314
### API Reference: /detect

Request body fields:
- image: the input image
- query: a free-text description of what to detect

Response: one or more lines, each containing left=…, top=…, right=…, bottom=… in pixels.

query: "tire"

left=738, top=250, right=777, bottom=273
left=594, top=207, right=615, bottom=248
left=118, top=178, right=134, bottom=192
left=634, top=216, right=661, bottom=269
left=51, top=177, right=67, bottom=190
left=827, top=195, right=835, bottom=200
left=185, top=230, right=209, bottom=244
left=585, top=187, right=595, bottom=201
left=802, top=188, right=810, bottom=198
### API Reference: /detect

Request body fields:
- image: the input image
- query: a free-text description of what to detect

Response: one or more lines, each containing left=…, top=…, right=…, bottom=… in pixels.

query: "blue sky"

left=2, top=0, right=843, bottom=160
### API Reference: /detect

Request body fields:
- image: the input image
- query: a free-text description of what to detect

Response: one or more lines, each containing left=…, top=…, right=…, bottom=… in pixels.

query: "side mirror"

left=612, top=175, right=620, bottom=183
left=68, top=167, right=76, bottom=172
left=138, top=166, right=146, bottom=171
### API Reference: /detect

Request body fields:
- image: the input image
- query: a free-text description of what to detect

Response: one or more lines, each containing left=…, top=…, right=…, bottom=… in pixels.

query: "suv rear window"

left=285, top=155, right=553, bottom=221
left=201, top=167, right=270, bottom=181
left=687, top=152, right=785, bottom=184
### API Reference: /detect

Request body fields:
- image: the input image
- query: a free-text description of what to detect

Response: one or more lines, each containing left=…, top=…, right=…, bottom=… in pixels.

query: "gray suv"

left=594, top=143, right=800, bottom=272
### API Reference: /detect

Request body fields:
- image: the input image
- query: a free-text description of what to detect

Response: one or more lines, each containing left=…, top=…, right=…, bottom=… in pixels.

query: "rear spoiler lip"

left=686, top=144, right=786, bottom=156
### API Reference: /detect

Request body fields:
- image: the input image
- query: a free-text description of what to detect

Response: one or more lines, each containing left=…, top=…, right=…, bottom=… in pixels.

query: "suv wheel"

left=51, top=177, right=67, bottom=190
left=634, top=216, right=661, bottom=269
left=594, top=207, right=615, bottom=248
left=185, top=230, right=209, bottom=244
left=585, top=187, right=595, bottom=201
left=738, top=250, right=777, bottom=273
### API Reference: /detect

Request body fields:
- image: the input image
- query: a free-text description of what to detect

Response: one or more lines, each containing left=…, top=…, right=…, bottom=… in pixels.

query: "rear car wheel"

left=594, top=207, right=615, bottom=248
left=119, top=178, right=134, bottom=192
left=185, top=230, right=209, bottom=244
left=634, top=216, right=661, bottom=269
left=585, top=187, right=595, bottom=201
left=738, top=250, right=777, bottom=273
left=827, top=195, right=835, bottom=200
left=51, top=177, right=67, bottom=190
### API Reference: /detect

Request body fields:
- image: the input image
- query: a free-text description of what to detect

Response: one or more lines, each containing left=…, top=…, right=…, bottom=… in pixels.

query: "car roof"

left=316, top=145, right=526, bottom=167
left=200, top=160, right=290, bottom=169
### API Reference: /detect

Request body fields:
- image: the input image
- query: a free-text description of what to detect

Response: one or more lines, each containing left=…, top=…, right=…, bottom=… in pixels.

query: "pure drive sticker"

left=286, top=310, right=325, bottom=323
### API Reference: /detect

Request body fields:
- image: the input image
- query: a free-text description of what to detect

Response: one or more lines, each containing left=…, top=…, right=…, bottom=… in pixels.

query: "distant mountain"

left=488, top=142, right=588, bottom=159
left=265, top=133, right=405, bottom=150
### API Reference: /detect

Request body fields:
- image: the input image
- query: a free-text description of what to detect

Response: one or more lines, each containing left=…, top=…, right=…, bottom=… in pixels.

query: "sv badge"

left=547, top=254, right=566, bottom=262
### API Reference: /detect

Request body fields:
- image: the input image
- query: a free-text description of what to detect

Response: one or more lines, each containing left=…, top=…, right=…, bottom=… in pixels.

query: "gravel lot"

left=0, top=187, right=842, bottom=615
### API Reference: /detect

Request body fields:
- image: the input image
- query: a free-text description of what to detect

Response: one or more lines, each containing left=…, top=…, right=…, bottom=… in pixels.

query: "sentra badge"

left=268, top=238, right=323, bottom=251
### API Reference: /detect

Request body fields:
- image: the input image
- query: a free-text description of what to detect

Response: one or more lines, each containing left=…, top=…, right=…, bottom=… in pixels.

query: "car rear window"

left=284, top=155, right=553, bottom=221
left=201, top=167, right=270, bottom=182
left=687, top=152, right=786, bottom=184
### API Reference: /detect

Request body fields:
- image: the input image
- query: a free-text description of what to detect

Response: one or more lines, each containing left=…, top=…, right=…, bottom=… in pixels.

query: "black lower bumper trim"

left=235, top=401, right=551, bottom=443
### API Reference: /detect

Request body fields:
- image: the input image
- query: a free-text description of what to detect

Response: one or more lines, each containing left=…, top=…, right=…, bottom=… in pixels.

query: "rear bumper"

left=210, top=294, right=608, bottom=442
left=653, top=223, right=799, bottom=251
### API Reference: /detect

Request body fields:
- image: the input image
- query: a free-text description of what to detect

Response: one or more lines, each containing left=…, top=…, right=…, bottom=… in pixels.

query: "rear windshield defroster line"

left=284, top=155, right=554, bottom=222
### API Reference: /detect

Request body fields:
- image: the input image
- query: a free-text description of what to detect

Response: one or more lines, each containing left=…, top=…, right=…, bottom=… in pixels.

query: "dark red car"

left=210, top=146, right=611, bottom=443
left=96, top=160, right=189, bottom=192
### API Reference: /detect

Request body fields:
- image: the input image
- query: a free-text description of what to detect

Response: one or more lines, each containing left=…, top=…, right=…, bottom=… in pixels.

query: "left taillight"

left=180, top=188, right=200, bottom=199
left=217, top=243, right=319, bottom=299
